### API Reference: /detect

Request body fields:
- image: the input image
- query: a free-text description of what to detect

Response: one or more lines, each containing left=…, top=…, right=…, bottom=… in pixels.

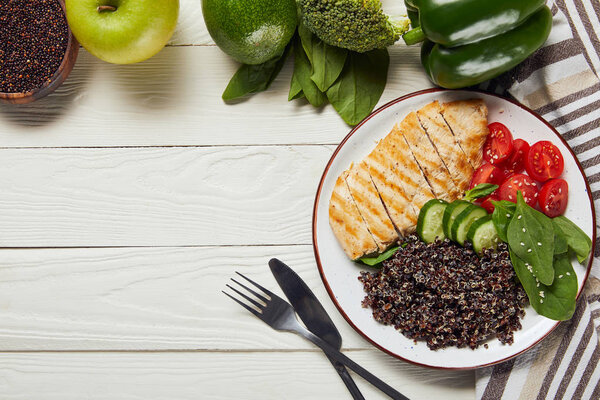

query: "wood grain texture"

left=0, top=46, right=432, bottom=147
left=0, top=352, right=474, bottom=400
left=0, top=146, right=333, bottom=247
left=0, top=245, right=368, bottom=350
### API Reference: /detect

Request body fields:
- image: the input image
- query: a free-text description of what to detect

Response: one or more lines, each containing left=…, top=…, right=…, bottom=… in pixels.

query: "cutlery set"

left=223, top=259, right=409, bottom=400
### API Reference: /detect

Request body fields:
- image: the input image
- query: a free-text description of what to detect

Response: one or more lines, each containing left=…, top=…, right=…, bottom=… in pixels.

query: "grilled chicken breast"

left=399, top=112, right=460, bottom=201
left=417, top=101, right=474, bottom=194
left=440, top=99, right=489, bottom=169
left=328, top=99, right=489, bottom=260
left=364, top=135, right=420, bottom=236
left=328, top=171, right=378, bottom=260
left=345, top=162, right=399, bottom=250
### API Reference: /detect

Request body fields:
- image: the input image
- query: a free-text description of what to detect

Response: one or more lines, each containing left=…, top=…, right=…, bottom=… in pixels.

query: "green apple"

left=65, top=0, right=179, bottom=64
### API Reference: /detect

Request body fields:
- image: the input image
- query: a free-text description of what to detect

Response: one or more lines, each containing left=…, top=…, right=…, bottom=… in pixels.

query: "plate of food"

left=312, top=88, right=595, bottom=369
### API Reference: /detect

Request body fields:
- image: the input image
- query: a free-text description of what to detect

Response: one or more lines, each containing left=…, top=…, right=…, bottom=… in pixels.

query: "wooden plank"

left=0, top=146, right=333, bottom=247
left=0, top=245, right=375, bottom=350
left=0, top=351, right=474, bottom=400
left=0, top=46, right=431, bottom=147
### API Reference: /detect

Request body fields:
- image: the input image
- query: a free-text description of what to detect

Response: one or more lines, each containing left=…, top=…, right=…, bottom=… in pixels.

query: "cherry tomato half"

left=501, top=139, right=530, bottom=176
left=538, top=179, right=568, bottom=217
left=469, top=163, right=505, bottom=189
left=484, top=122, right=514, bottom=165
left=525, top=141, right=564, bottom=182
left=499, top=173, right=539, bottom=207
left=479, top=195, right=499, bottom=213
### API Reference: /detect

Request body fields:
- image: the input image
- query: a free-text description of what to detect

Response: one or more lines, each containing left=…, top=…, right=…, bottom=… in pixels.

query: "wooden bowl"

left=0, top=0, right=79, bottom=105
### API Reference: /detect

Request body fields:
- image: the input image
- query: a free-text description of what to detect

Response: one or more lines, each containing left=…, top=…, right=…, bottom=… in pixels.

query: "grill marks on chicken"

left=345, top=161, right=399, bottom=250
left=329, top=171, right=379, bottom=260
left=440, top=99, right=489, bottom=170
left=329, top=99, right=489, bottom=260
left=416, top=101, right=475, bottom=194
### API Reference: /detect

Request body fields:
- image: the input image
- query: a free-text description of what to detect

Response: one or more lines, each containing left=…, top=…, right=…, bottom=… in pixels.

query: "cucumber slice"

left=467, top=215, right=500, bottom=253
left=417, top=199, right=449, bottom=243
left=442, top=200, right=471, bottom=241
left=450, top=204, right=488, bottom=246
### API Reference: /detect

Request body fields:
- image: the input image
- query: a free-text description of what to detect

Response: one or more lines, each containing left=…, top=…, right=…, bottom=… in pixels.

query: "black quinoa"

left=359, top=236, right=528, bottom=350
left=0, top=0, right=69, bottom=93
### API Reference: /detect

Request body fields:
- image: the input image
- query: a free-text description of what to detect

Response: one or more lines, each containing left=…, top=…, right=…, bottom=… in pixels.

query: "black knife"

left=269, top=258, right=365, bottom=400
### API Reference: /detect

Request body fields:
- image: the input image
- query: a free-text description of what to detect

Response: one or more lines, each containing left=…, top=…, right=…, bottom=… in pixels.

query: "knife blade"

left=268, top=258, right=365, bottom=400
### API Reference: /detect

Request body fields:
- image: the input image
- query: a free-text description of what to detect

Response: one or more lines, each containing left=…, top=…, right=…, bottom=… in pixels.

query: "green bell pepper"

left=421, top=6, right=553, bottom=89
left=404, top=0, right=546, bottom=47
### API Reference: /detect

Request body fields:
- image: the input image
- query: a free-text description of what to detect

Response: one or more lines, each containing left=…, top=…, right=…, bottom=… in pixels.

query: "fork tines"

left=222, top=271, right=272, bottom=316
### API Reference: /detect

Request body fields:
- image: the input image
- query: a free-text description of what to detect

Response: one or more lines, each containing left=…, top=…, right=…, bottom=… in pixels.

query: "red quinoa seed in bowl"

left=359, top=236, right=528, bottom=350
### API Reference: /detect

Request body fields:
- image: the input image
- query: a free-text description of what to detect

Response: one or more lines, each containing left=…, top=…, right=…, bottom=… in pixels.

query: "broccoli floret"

left=298, top=0, right=409, bottom=53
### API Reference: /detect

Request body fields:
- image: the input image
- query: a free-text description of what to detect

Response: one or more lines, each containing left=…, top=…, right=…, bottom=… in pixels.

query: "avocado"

left=202, top=0, right=297, bottom=65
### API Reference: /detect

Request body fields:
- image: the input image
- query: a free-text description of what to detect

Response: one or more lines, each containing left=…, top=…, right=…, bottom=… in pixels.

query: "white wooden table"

left=0, top=1, right=475, bottom=398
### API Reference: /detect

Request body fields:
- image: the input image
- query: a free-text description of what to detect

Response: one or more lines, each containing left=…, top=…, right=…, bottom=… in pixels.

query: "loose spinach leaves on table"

left=297, top=22, right=347, bottom=92
left=326, top=49, right=389, bottom=126
left=510, top=250, right=577, bottom=321
left=222, top=44, right=291, bottom=101
left=507, top=192, right=555, bottom=286
left=222, top=21, right=389, bottom=126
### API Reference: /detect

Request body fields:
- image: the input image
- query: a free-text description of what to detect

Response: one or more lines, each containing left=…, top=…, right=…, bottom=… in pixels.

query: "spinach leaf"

left=507, top=192, right=555, bottom=285
left=222, top=45, right=290, bottom=101
left=552, top=216, right=592, bottom=263
left=357, top=246, right=399, bottom=267
left=310, top=42, right=348, bottom=92
left=288, top=68, right=304, bottom=101
left=327, top=49, right=389, bottom=126
left=491, top=200, right=515, bottom=243
left=463, top=183, right=498, bottom=202
left=296, top=24, right=347, bottom=92
left=292, top=35, right=326, bottom=107
left=510, top=250, right=577, bottom=321
left=553, top=226, right=569, bottom=255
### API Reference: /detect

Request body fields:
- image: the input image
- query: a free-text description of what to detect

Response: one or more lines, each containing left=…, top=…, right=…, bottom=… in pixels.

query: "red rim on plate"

left=312, top=88, right=596, bottom=370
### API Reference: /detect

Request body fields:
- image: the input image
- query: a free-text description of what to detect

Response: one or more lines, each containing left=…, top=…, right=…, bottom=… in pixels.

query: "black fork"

left=224, top=272, right=410, bottom=400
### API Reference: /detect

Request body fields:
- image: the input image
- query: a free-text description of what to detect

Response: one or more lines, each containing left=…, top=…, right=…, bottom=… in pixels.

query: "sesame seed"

left=527, top=249, right=532, bottom=253
left=566, top=272, right=571, bottom=276
left=558, top=275, right=563, bottom=278
left=537, top=242, right=542, bottom=246
left=520, top=242, right=525, bottom=246
left=518, top=215, right=522, bottom=220
left=522, top=228, right=526, bottom=233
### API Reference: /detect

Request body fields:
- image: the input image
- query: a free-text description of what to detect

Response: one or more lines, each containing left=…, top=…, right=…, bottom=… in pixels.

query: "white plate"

left=312, top=89, right=596, bottom=370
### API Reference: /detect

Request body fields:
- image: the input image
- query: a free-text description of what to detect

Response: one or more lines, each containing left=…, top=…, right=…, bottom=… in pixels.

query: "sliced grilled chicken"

left=345, top=161, right=399, bottom=250
left=440, top=99, right=489, bottom=169
left=399, top=112, right=460, bottom=201
left=328, top=171, right=378, bottom=260
left=417, top=101, right=474, bottom=194
left=368, top=124, right=435, bottom=224
left=364, top=138, right=419, bottom=236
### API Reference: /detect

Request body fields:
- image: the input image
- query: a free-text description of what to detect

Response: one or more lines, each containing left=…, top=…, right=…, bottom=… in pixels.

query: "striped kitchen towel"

left=476, top=1, right=600, bottom=399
